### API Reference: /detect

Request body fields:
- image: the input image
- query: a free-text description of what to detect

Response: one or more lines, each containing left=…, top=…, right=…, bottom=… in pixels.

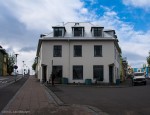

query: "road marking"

left=0, top=81, right=8, bottom=83
left=0, top=78, right=8, bottom=80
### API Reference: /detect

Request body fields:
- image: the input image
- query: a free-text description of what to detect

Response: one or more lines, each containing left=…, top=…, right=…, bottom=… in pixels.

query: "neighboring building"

left=133, top=67, right=150, bottom=78
left=120, top=57, right=128, bottom=81
left=36, top=22, right=121, bottom=84
left=0, top=46, right=7, bottom=76
left=133, top=68, right=145, bottom=73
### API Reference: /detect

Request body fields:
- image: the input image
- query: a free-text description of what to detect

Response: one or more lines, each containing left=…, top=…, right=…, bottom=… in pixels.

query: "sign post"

left=14, top=65, right=18, bottom=81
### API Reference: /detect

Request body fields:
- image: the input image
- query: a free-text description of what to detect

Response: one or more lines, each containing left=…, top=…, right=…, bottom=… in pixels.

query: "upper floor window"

left=91, top=27, right=103, bottom=37
left=53, top=27, right=66, bottom=37
left=53, top=45, right=62, bottom=57
left=72, top=27, right=84, bottom=37
left=94, top=45, right=102, bottom=57
left=74, top=45, right=82, bottom=57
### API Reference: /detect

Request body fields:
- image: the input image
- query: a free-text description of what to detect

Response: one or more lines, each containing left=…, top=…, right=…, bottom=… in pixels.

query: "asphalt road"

left=0, top=76, right=23, bottom=88
left=49, top=80, right=150, bottom=115
left=0, top=76, right=29, bottom=112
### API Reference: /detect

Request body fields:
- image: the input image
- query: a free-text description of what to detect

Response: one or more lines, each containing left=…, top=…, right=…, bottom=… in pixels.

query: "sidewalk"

left=2, top=76, right=108, bottom=115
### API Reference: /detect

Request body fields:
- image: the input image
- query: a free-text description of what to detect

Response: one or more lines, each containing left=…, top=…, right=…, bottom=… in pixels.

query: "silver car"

left=132, top=72, right=146, bottom=86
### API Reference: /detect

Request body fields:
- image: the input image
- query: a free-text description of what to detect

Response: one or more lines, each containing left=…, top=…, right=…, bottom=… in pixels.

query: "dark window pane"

left=94, top=45, right=102, bottom=57
left=53, top=45, right=62, bottom=57
left=74, top=45, right=82, bottom=57
left=73, top=66, right=83, bottom=79
left=93, top=65, right=103, bottom=81
left=93, top=28, right=102, bottom=37
left=74, top=27, right=83, bottom=37
left=54, top=28, right=63, bottom=37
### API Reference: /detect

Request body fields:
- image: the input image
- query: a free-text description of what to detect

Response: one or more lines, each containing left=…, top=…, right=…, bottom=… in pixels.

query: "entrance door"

left=109, top=66, right=113, bottom=83
left=52, top=66, right=62, bottom=83
left=42, top=65, right=47, bottom=83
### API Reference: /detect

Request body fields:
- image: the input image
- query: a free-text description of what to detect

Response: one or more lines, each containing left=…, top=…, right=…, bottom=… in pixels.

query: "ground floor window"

left=93, top=65, right=104, bottom=81
left=73, top=65, right=83, bottom=79
left=52, top=66, right=63, bottom=83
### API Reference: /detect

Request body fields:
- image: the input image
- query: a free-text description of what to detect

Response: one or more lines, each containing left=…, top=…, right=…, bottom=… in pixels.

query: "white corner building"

left=36, top=22, right=121, bottom=84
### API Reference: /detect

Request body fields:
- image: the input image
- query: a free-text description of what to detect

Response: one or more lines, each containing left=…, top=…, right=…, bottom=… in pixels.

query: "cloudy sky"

left=0, top=0, right=150, bottom=74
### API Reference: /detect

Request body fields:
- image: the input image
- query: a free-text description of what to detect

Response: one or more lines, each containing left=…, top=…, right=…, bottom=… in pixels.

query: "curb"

left=43, top=84, right=64, bottom=105
left=43, top=84, right=109, bottom=115
left=47, top=84, right=132, bottom=88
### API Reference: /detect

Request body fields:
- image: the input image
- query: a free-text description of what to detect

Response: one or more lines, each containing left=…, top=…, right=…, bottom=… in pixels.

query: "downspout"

left=68, top=38, right=70, bottom=81
left=114, top=42, right=116, bottom=83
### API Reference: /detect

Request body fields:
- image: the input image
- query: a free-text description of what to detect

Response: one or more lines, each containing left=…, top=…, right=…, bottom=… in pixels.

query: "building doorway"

left=52, top=66, right=62, bottom=83
left=42, top=65, right=47, bottom=83
left=109, top=65, right=113, bottom=84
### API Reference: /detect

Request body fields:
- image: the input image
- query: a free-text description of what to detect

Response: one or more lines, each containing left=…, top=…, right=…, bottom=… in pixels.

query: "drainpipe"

left=68, top=39, right=70, bottom=81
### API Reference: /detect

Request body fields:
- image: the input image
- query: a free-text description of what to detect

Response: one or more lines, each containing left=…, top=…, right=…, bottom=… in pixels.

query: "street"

left=0, top=76, right=29, bottom=112
left=48, top=79, right=150, bottom=115
left=0, top=75, right=23, bottom=88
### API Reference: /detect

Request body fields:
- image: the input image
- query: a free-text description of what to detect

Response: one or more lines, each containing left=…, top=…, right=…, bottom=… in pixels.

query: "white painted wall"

left=38, top=40, right=120, bottom=83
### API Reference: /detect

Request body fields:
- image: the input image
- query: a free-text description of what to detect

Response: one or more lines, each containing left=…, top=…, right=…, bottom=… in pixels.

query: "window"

left=53, top=27, right=65, bottom=37
left=73, top=66, right=83, bottom=79
left=92, top=27, right=103, bottom=37
left=53, top=45, right=62, bottom=57
left=93, top=65, right=104, bottom=81
left=52, top=66, right=63, bottom=83
left=73, top=27, right=84, bottom=37
left=74, top=45, right=82, bottom=57
left=94, top=45, right=102, bottom=57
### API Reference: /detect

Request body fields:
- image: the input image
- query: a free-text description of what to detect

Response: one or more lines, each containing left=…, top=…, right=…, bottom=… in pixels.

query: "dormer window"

left=53, top=27, right=66, bottom=37
left=72, top=27, right=84, bottom=37
left=91, top=27, right=104, bottom=37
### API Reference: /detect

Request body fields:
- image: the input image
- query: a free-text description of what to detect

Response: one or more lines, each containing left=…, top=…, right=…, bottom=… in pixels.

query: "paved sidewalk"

left=1, top=76, right=108, bottom=115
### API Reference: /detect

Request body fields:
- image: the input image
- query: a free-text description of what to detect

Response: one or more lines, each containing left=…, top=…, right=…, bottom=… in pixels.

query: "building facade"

left=133, top=67, right=150, bottom=78
left=36, top=22, right=121, bottom=84
left=0, top=46, right=7, bottom=76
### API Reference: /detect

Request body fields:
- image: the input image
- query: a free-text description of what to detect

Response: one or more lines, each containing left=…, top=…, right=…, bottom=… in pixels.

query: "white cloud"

left=123, top=0, right=150, bottom=10
left=94, top=6, right=150, bottom=67
left=1, top=0, right=85, bottom=31
left=80, top=8, right=88, bottom=14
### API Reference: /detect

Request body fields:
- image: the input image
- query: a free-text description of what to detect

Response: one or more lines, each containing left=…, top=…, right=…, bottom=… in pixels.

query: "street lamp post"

left=22, top=61, right=24, bottom=76
left=15, top=53, right=19, bottom=81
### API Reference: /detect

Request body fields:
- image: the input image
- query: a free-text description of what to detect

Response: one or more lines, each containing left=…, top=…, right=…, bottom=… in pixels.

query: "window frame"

left=53, top=45, right=62, bottom=57
left=72, top=27, right=84, bottom=37
left=73, top=65, right=83, bottom=80
left=93, top=65, right=104, bottom=81
left=91, top=27, right=103, bottom=37
left=94, top=45, right=102, bottom=57
left=53, top=27, right=65, bottom=37
left=74, top=45, right=82, bottom=57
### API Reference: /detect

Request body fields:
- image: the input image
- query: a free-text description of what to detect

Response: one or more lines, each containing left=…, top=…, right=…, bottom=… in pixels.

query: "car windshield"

left=134, top=73, right=144, bottom=76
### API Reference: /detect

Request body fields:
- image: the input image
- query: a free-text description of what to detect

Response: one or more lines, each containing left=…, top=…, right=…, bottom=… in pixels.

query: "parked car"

left=132, top=72, right=146, bottom=86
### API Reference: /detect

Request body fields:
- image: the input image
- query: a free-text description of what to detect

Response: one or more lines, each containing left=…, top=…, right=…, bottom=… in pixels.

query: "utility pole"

left=14, top=53, right=19, bottom=81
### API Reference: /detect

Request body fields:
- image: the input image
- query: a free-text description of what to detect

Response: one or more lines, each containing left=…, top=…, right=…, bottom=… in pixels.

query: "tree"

left=7, top=54, right=15, bottom=75
left=147, top=51, right=150, bottom=75
left=147, top=51, right=150, bottom=67
left=32, top=57, right=37, bottom=71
